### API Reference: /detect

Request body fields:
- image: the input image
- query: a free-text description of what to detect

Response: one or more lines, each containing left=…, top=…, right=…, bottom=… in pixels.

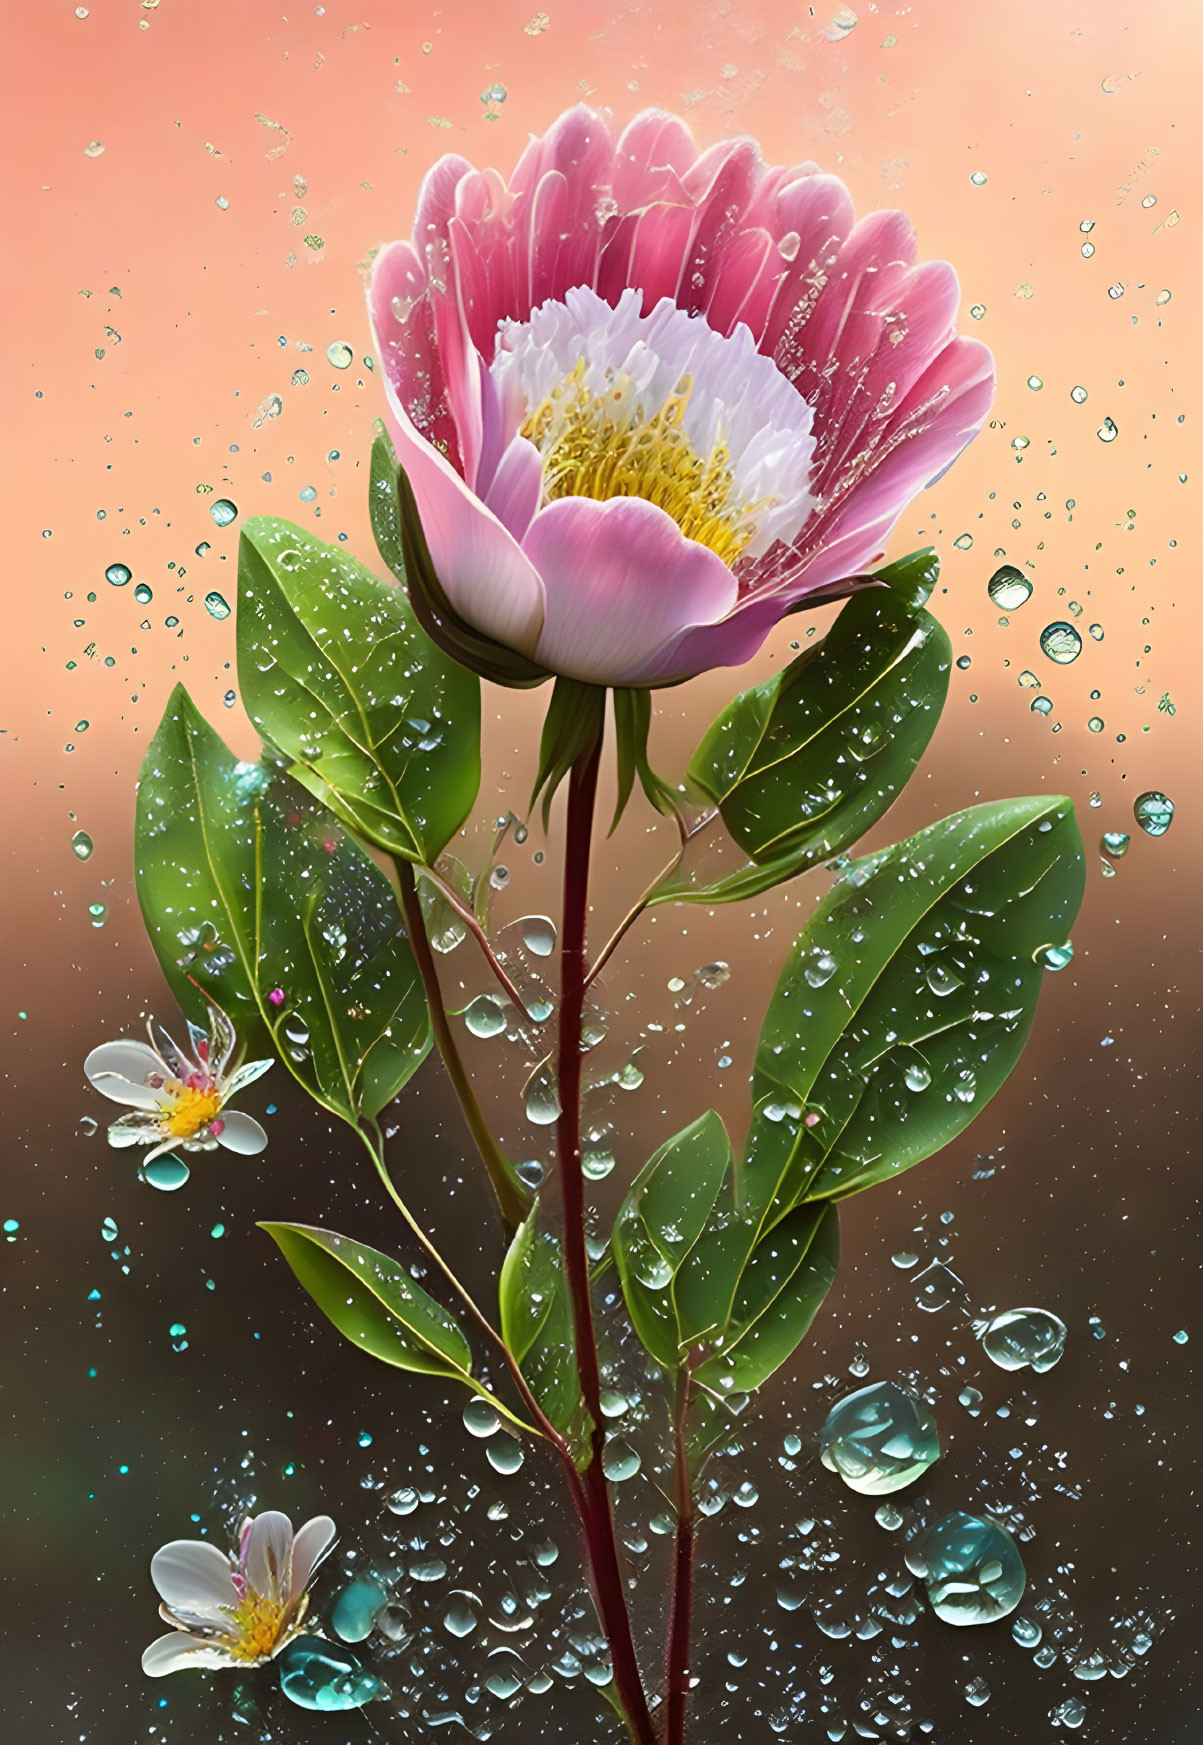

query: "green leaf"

left=741, top=795, right=1086, bottom=1217
left=498, top=1201, right=584, bottom=1439
left=237, top=513, right=481, bottom=864
left=260, top=1222, right=474, bottom=1380
left=691, top=1203, right=838, bottom=1395
left=610, top=688, right=679, bottom=833
left=612, top=1111, right=735, bottom=1368
left=136, top=687, right=430, bottom=1122
left=657, top=551, right=950, bottom=906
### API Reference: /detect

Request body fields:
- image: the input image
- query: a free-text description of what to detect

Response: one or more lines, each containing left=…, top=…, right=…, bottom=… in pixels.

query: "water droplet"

left=1034, top=942, right=1074, bottom=971
left=71, top=830, right=94, bottom=861
left=1133, top=790, right=1174, bottom=837
left=100, top=1216, right=118, bottom=1242
left=965, top=1676, right=991, bottom=1707
left=326, top=341, right=354, bottom=369
left=1039, top=621, right=1083, bottom=664
left=970, top=170, right=988, bottom=186
left=518, top=915, right=556, bottom=957
left=105, top=563, right=131, bottom=587
left=277, top=1634, right=386, bottom=1710
left=874, top=1501, right=904, bottom=1530
left=1172, top=1329, right=1188, bottom=1345
left=3, top=1218, right=19, bottom=1241
left=463, top=994, right=507, bottom=1039
left=331, top=1576, right=386, bottom=1643
left=914, top=1512, right=1026, bottom=1625
left=601, top=1439, right=641, bottom=1482
left=134, top=582, right=153, bottom=604
left=1101, top=830, right=1130, bottom=859
left=818, top=1381, right=940, bottom=1495
left=1088, top=622, right=1104, bottom=642
left=987, top=565, right=1033, bottom=611
left=904, top=1061, right=932, bottom=1092
left=88, top=902, right=108, bottom=928
left=981, top=1306, right=1067, bottom=1372
left=486, top=1438, right=524, bottom=1475
left=523, top=1068, right=561, bottom=1126
left=1013, top=1615, right=1043, bottom=1648
left=209, top=498, right=238, bottom=527
left=386, top=1487, right=420, bottom=1515
left=1053, top=1696, right=1088, bottom=1728
left=443, top=1597, right=478, bottom=1638
left=463, top=1397, right=501, bottom=1438
left=804, top=951, right=838, bottom=989
left=582, top=1147, right=616, bottom=1180
left=1070, top=384, right=1089, bottom=403
left=143, top=1156, right=190, bottom=1191
left=1087, top=716, right=1105, bottom=733
left=1026, top=374, right=1043, bottom=390
left=1096, top=417, right=1119, bottom=443
left=696, top=960, right=731, bottom=990
left=204, top=591, right=231, bottom=620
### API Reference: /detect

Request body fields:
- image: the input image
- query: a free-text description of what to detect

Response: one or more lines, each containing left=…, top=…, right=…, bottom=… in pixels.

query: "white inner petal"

left=492, top=286, right=817, bottom=559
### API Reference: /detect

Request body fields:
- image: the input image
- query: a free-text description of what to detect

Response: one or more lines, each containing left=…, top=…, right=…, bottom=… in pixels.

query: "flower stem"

left=665, top=1364, right=696, bottom=1745
left=556, top=732, right=659, bottom=1745
left=394, top=856, right=531, bottom=1232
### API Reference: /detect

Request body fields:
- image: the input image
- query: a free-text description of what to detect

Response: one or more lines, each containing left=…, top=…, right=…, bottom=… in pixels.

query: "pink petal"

left=369, top=240, right=461, bottom=474
left=523, top=496, right=738, bottom=686
left=611, top=109, right=699, bottom=209
left=481, top=435, right=543, bottom=543
left=371, top=361, right=546, bottom=656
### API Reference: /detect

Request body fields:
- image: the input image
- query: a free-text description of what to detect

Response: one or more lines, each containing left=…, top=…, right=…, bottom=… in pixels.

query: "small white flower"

left=142, top=1510, right=337, bottom=1677
left=84, top=1004, right=272, bottom=1177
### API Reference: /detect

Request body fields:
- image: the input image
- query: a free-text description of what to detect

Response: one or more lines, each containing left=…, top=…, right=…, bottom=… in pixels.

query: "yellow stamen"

left=223, top=1589, right=299, bottom=1662
left=520, top=361, right=764, bottom=565
left=163, top=1083, right=223, bottom=1139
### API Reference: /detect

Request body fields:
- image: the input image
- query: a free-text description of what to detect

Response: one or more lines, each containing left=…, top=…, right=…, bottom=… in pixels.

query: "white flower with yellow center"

left=142, top=1510, right=337, bottom=1676
left=84, top=1005, right=271, bottom=1179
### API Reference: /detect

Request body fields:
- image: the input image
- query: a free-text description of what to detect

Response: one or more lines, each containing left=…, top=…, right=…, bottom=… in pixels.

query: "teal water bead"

left=277, top=1634, right=387, bottom=1710
left=818, top=1380, right=941, bottom=1495
left=981, top=1306, right=1067, bottom=1373
left=916, top=1512, right=1026, bottom=1625
left=330, top=1575, right=387, bottom=1643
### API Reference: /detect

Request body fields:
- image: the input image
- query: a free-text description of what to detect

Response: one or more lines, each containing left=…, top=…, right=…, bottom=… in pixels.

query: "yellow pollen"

left=520, top=360, right=764, bottom=565
left=163, top=1083, right=223, bottom=1139
left=224, top=1589, right=294, bottom=1662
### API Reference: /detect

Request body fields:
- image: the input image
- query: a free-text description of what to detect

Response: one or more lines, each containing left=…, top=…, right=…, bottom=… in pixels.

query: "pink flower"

left=368, top=106, right=993, bottom=689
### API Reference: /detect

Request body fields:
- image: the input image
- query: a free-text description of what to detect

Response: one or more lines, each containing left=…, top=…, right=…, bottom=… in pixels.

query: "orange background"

left=3, top=3, right=1199, bottom=1741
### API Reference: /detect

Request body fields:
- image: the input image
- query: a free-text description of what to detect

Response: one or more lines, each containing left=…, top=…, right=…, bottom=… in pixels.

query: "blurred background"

left=3, top=1, right=1199, bottom=1741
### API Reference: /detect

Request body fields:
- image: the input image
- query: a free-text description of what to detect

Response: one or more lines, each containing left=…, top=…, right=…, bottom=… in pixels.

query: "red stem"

left=556, top=735, right=659, bottom=1745
left=665, top=1366, right=695, bottom=1745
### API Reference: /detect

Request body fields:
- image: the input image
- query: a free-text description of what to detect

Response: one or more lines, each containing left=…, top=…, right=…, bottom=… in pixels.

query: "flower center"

left=493, top=286, right=816, bottom=565
left=520, top=361, right=761, bottom=565
left=224, top=1589, right=293, bottom=1662
left=163, top=1082, right=223, bottom=1139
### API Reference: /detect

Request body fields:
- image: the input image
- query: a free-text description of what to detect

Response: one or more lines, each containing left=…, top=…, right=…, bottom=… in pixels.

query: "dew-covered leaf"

left=498, top=1201, right=583, bottom=1439
left=237, top=516, right=480, bottom=864
left=741, top=796, right=1086, bottom=1215
left=691, top=1203, right=839, bottom=1395
left=260, top=1222, right=474, bottom=1381
left=136, top=686, right=430, bottom=1123
left=612, top=1111, right=735, bottom=1368
left=657, top=551, right=949, bottom=906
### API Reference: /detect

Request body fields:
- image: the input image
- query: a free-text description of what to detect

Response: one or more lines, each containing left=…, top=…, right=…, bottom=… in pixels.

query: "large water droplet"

left=987, top=565, right=1033, bottom=611
left=143, top=1156, right=190, bottom=1191
left=276, top=1634, right=387, bottom=1710
left=1133, top=790, right=1174, bottom=837
left=71, top=830, right=94, bottom=861
left=1101, top=831, right=1130, bottom=859
left=914, top=1512, right=1026, bottom=1625
left=523, top=1068, right=561, bottom=1126
left=462, top=1397, right=501, bottom=1438
left=601, top=1439, right=641, bottom=1482
left=818, top=1381, right=940, bottom=1495
left=486, top=1438, right=524, bottom=1475
left=1035, top=941, right=1074, bottom=971
left=204, top=591, right=231, bottom=620
left=1039, top=621, right=1083, bottom=664
left=326, top=340, right=354, bottom=369
left=209, top=498, right=238, bottom=527
left=134, top=582, right=153, bottom=605
left=330, top=1576, right=386, bottom=1643
left=518, top=915, right=556, bottom=957
left=981, top=1306, right=1067, bottom=1372
left=443, top=1597, right=478, bottom=1638
left=463, top=994, right=507, bottom=1039
left=105, top=563, right=131, bottom=587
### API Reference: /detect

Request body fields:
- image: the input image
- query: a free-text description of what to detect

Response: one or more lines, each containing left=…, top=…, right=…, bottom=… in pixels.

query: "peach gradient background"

left=3, top=2, right=1200, bottom=1741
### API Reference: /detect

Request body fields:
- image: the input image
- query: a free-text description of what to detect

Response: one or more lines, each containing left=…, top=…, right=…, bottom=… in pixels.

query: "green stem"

left=394, top=856, right=531, bottom=1232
